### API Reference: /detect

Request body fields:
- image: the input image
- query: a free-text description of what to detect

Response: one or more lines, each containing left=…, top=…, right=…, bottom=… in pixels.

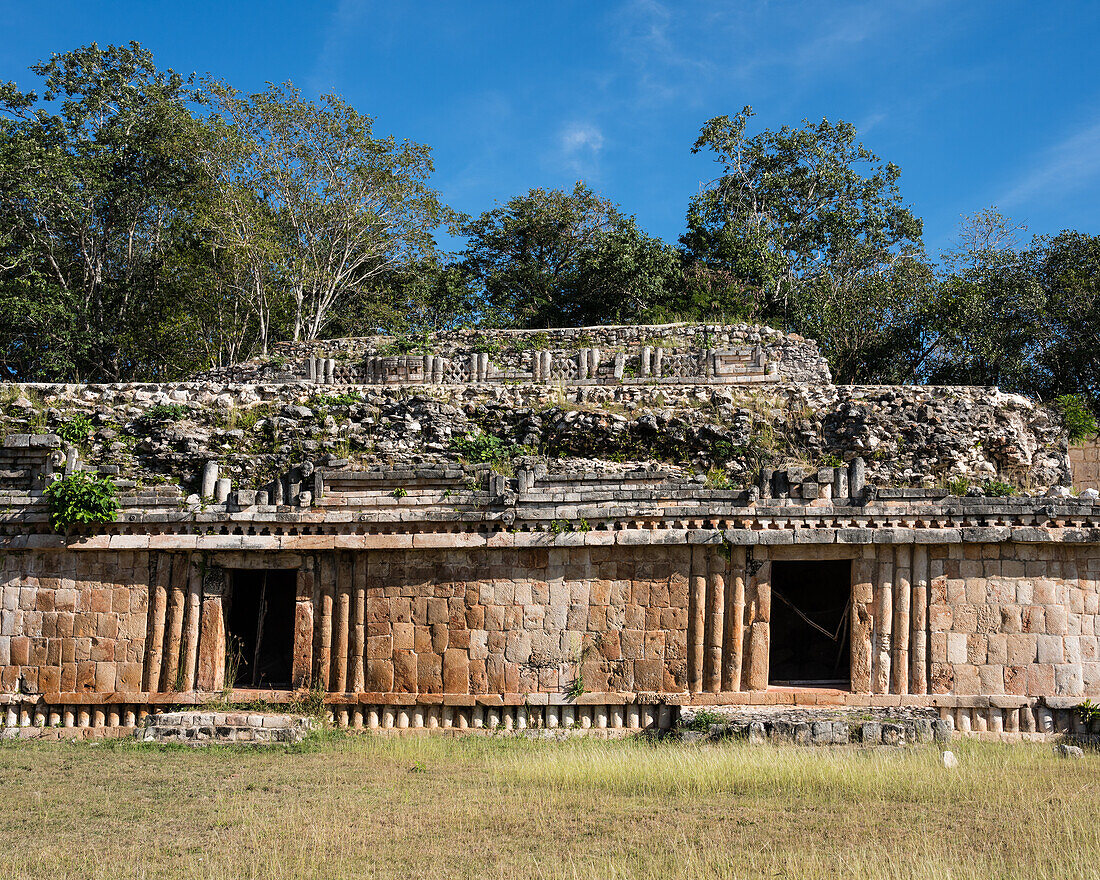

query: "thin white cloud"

left=561, top=123, right=605, bottom=156
left=858, top=111, right=888, bottom=135
left=1001, top=119, right=1100, bottom=207
left=309, top=0, right=368, bottom=93
left=791, top=5, right=884, bottom=69
left=555, top=122, right=605, bottom=178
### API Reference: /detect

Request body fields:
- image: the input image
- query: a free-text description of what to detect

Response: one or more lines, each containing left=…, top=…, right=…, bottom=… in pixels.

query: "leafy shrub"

left=705, top=466, right=732, bottom=489
left=1052, top=394, right=1098, bottom=443
left=982, top=480, right=1016, bottom=497
left=509, top=332, right=550, bottom=352
left=684, top=709, right=726, bottom=732
left=469, top=336, right=502, bottom=355
left=310, top=392, right=363, bottom=409
left=1077, top=699, right=1100, bottom=725
left=44, top=471, right=120, bottom=532
left=143, top=403, right=190, bottom=423
left=56, top=414, right=92, bottom=446
left=377, top=331, right=431, bottom=356
left=449, top=433, right=530, bottom=464
left=946, top=476, right=970, bottom=496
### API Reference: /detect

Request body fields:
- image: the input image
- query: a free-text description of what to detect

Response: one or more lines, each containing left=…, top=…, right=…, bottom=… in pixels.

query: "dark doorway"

left=769, top=560, right=851, bottom=687
left=225, top=569, right=296, bottom=688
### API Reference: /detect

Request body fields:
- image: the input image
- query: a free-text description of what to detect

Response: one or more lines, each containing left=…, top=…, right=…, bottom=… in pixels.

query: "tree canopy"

left=461, top=182, right=682, bottom=328
left=2, top=41, right=1099, bottom=427
left=0, top=41, right=206, bottom=380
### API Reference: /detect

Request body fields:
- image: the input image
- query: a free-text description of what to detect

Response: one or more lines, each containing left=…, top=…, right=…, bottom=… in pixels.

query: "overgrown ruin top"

left=0, top=323, right=1073, bottom=511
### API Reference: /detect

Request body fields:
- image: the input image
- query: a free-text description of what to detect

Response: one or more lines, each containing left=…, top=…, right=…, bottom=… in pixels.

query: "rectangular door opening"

left=769, top=560, right=851, bottom=688
left=225, top=569, right=296, bottom=689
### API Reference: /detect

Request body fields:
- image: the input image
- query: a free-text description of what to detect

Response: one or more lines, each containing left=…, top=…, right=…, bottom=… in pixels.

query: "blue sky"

left=3, top=0, right=1099, bottom=258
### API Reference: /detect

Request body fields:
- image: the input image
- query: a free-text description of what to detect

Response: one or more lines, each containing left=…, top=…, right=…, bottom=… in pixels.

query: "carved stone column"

left=292, top=556, right=315, bottom=688
left=196, top=565, right=226, bottom=692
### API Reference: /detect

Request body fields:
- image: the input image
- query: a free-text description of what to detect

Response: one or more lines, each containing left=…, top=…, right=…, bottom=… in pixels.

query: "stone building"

left=0, top=324, right=1094, bottom=738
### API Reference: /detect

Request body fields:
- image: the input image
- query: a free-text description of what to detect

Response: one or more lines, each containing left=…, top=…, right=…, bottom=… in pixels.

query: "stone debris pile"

left=138, top=711, right=314, bottom=745
left=678, top=705, right=952, bottom=746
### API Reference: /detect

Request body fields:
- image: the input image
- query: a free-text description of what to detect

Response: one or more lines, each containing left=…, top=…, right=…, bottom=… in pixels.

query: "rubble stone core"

left=0, top=323, right=1095, bottom=740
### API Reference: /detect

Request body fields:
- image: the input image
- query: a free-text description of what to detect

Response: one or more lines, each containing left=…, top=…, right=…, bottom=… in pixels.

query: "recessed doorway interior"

left=225, top=569, right=296, bottom=689
left=768, top=559, right=851, bottom=688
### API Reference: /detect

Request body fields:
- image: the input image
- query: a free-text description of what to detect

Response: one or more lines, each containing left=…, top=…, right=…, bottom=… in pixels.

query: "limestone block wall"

left=297, top=545, right=710, bottom=698
left=1070, top=439, right=1100, bottom=491
left=3, top=540, right=1100, bottom=712
left=205, top=322, right=832, bottom=387
left=927, top=542, right=1099, bottom=699
left=0, top=550, right=148, bottom=696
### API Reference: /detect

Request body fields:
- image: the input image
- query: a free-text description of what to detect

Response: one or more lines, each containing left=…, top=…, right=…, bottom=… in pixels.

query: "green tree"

left=326, top=258, right=478, bottom=337
left=1032, top=230, right=1100, bottom=408
left=684, top=106, right=925, bottom=331
left=0, top=42, right=207, bottom=381
left=203, top=82, right=449, bottom=343
left=795, top=258, right=939, bottom=384
left=928, top=209, right=1046, bottom=391
left=462, top=182, right=681, bottom=327
left=565, top=221, right=682, bottom=325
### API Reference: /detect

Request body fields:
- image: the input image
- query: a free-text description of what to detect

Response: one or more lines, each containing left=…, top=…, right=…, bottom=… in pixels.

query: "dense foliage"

left=2, top=43, right=1099, bottom=428
left=44, top=470, right=120, bottom=532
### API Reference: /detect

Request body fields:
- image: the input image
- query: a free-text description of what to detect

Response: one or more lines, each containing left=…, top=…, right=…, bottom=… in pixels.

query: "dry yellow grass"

left=1, top=732, right=1098, bottom=879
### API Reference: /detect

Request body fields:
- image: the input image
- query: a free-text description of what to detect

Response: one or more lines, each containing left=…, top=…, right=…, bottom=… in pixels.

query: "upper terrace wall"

left=205, top=323, right=832, bottom=387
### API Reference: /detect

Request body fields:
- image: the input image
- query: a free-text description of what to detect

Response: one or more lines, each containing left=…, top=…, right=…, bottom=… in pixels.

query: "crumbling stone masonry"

left=0, top=324, right=1096, bottom=739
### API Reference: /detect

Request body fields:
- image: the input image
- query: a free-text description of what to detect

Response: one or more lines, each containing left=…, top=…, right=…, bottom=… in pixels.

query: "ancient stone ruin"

left=0, top=323, right=1094, bottom=739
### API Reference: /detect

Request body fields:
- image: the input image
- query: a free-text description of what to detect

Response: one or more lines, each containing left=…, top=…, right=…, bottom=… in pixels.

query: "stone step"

left=138, top=711, right=314, bottom=746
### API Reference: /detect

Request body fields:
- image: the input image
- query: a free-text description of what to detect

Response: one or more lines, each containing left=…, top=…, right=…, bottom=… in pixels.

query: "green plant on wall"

left=945, top=476, right=970, bottom=496
left=44, top=471, right=120, bottom=532
left=142, top=404, right=189, bottom=424
left=449, top=433, right=531, bottom=466
left=704, top=466, right=732, bottom=489
left=1052, top=394, right=1098, bottom=443
left=56, top=413, right=93, bottom=446
left=1076, top=699, right=1100, bottom=725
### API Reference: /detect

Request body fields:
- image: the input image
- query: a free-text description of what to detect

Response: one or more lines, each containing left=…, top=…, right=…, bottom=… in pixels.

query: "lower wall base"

left=0, top=696, right=1093, bottom=741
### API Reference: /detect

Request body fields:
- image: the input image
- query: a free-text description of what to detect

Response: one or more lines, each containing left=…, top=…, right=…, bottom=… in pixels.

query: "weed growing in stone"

left=1052, top=393, right=1097, bottom=442
left=449, top=432, right=530, bottom=466
left=946, top=476, right=971, bottom=496
left=56, top=413, right=93, bottom=446
left=705, top=466, right=732, bottom=489
left=142, top=404, right=190, bottom=423
left=683, top=708, right=726, bottom=731
left=1076, top=699, right=1100, bottom=725
left=43, top=471, right=119, bottom=532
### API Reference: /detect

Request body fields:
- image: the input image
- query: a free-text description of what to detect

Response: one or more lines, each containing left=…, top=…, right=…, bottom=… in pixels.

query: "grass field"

left=1, top=732, right=1098, bottom=879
